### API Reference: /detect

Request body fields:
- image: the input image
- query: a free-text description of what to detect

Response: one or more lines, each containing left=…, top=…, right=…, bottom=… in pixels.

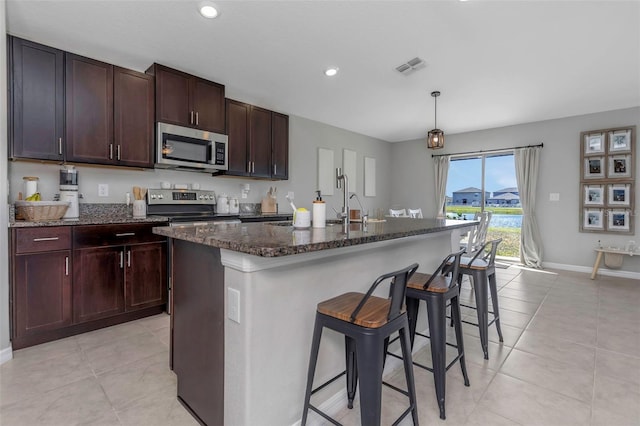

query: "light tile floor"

left=1, top=267, right=638, bottom=425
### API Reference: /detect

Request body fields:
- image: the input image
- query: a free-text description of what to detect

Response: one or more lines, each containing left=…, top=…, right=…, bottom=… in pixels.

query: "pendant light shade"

left=427, top=91, right=445, bottom=149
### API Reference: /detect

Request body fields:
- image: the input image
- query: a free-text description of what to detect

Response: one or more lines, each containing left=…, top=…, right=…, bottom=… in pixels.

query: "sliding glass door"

left=445, top=153, right=522, bottom=259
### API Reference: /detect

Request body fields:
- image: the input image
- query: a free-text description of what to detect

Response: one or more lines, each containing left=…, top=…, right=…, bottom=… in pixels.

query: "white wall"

left=0, top=1, right=11, bottom=361
left=391, top=107, right=640, bottom=274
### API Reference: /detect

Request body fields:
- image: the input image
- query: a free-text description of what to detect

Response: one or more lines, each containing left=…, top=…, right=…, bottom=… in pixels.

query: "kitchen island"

left=153, top=218, right=476, bottom=426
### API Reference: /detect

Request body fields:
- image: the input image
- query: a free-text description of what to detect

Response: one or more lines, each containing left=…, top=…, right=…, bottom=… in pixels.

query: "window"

left=445, top=153, right=522, bottom=259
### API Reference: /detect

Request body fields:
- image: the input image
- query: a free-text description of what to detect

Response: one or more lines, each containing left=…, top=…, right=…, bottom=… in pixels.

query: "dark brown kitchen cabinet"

left=65, top=53, right=114, bottom=164
left=12, top=227, right=72, bottom=345
left=225, top=99, right=289, bottom=180
left=148, top=63, right=225, bottom=134
left=113, top=67, right=155, bottom=167
left=10, top=223, right=167, bottom=349
left=73, top=224, right=167, bottom=323
left=271, top=112, right=289, bottom=180
left=8, top=37, right=65, bottom=161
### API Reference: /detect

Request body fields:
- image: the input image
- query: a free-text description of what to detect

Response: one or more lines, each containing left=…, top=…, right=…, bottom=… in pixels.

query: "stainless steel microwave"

left=156, top=122, right=228, bottom=172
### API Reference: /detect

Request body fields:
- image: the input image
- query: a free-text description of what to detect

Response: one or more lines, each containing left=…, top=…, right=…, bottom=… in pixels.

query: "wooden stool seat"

left=317, top=292, right=393, bottom=328
left=407, top=273, right=451, bottom=293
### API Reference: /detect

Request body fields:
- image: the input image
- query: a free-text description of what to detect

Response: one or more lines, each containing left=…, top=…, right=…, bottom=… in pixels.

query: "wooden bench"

left=591, top=247, right=640, bottom=279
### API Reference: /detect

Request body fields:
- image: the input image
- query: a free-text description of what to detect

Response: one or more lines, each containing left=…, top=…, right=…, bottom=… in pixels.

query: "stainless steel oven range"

left=147, top=188, right=240, bottom=313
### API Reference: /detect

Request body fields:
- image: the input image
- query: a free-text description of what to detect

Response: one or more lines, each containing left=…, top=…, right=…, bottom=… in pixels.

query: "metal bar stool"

left=301, top=263, right=420, bottom=426
left=389, top=250, right=469, bottom=420
left=455, top=238, right=503, bottom=360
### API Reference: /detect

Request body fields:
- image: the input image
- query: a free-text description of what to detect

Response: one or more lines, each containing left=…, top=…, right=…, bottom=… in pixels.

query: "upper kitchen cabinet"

left=65, top=53, right=114, bottom=164
left=8, top=37, right=154, bottom=168
left=271, top=112, right=289, bottom=180
left=9, top=37, right=65, bottom=161
left=113, top=67, right=154, bottom=167
left=147, top=63, right=225, bottom=134
left=225, top=98, right=289, bottom=180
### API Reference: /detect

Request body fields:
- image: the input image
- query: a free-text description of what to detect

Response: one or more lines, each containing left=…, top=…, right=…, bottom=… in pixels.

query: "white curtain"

left=433, top=156, right=450, bottom=218
left=514, top=147, right=543, bottom=268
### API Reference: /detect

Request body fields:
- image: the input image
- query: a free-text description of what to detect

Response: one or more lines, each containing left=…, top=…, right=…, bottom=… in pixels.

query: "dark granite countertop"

left=9, top=203, right=168, bottom=228
left=153, top=218, right=477, bottom=257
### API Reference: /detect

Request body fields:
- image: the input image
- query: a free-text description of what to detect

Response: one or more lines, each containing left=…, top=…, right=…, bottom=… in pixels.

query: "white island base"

left=221, top=229, right=463, bottom=426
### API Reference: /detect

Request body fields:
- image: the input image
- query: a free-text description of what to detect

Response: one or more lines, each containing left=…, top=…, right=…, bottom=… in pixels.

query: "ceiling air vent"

left=395, top=57, right=426, bottom=76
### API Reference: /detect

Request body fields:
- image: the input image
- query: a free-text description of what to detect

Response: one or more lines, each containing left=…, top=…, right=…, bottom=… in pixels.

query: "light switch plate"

left=549, top=193, right=560, bottom=201
left=228, top=288, right=240, bottom=323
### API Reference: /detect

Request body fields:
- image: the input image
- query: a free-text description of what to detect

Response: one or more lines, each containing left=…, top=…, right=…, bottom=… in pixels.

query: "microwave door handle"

left=208, top=141, right=214, bottom=164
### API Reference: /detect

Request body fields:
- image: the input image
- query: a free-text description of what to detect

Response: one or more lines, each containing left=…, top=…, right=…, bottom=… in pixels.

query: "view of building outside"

left=445, top=154, right=522, bottom=259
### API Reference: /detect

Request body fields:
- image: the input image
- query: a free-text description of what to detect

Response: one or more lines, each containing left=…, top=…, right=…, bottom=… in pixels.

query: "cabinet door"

left=9, top=37, right=64, bottom=161
left=271, top=112, right=289, bottom=180
left=225, top=99, right=250, bottom=176
left=65, top=53, right=114, bottom=164
left=155, top=65, right=191, bottom=127
left=125, top=242, right=167, bottom=311
left=14, top=251, right=72, bottom=337
left=192, top=78, right=225, bottom=133
left=73, top=246, right=125, bottom=323
left=249, top=106, right=272, bottom=178
left=114, top=67, right=154, bottom=167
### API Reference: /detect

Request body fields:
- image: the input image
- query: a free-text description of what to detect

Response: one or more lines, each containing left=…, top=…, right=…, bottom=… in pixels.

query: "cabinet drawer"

left=15, top=227, right=72, bottom=254
left=73, top=223, right=167, bottom=248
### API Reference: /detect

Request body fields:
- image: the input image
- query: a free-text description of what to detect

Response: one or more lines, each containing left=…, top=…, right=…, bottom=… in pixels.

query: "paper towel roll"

left=312, top=201, right=326, bottom=228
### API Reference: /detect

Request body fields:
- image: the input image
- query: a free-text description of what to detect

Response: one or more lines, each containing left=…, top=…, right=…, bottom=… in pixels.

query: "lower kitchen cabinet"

left=10, top=223, right=167, bottom=349
left=12, top=227, right=72, bottom=340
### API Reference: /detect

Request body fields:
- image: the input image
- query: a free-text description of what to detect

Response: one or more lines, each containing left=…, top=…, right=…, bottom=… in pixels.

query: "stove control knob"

left=199, top=195, right=204, bottom=200
left=158, top=194, right=164, bottom=199
left=150, top=194, right=156, bottom=200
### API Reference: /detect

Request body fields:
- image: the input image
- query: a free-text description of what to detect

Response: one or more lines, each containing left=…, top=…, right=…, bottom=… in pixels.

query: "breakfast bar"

left=153, top=218, right=476, bottom=426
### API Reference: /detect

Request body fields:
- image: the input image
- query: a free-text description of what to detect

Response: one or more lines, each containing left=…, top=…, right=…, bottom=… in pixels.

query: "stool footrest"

left=311, top=371, right=346, bottom=396
left=308, top=404, right=342, bottom=426
left=415, top=331, right=462, bottom=350
left=387, top=350, right=465, bottom=374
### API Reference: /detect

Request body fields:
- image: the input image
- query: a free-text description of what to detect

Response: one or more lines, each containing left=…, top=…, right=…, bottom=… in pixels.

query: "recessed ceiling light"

left=324, top=68, right=339, bottom=77
left=199, top=1, right=219, bottom=19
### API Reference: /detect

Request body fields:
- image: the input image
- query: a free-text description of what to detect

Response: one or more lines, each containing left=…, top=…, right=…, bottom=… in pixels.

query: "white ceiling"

left=6, top=0, right=640, bottom=142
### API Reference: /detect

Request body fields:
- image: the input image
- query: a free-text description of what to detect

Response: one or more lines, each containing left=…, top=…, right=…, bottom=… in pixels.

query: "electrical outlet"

left=549, top=193, right=560, bottom=201
left=287, top=191, right=294, bottom=200
left=98, top=184, right=109, bottom=197
left=241, top=192, right=248, bottom=199
left=228, top=288, right=240, bottom=323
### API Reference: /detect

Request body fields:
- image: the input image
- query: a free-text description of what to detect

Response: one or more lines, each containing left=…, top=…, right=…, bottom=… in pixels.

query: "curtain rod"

left=431, top=143, right=544, bottom=158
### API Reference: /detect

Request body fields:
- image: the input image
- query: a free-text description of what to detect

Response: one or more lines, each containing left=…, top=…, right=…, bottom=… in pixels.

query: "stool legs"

left=355, top=333, right=385, bottom=426
left=450, top=294, right=470, bottom=387
left=301, top=316, right=324, bottom=426
left=398, top=323, right=419, bottom=426
left=425, top=294, right=447, bottom=420
left=488, top=271, right=504, bottom=343
left=345, top=336, right=358, bottom=409
left=467, top=270, right=489, bottom=359
left=406, top=296, right=420, bottom=348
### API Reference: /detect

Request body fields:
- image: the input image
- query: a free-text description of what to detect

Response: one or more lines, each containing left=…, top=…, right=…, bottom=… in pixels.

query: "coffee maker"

left=59, top=165, right=79, bottom=220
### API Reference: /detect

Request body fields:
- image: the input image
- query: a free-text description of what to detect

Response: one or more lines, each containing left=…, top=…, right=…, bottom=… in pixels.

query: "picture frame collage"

left=580, top=126, right=635, bottom=234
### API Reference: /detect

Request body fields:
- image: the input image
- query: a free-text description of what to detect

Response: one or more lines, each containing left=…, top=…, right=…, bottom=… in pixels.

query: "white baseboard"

left=542, top=262, right=640, bottom=280
left=0, top=345, right=13, bottom=365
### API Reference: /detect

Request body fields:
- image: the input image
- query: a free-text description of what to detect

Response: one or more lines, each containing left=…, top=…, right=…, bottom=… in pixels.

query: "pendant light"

left=427, top=91, right=445, bottom=149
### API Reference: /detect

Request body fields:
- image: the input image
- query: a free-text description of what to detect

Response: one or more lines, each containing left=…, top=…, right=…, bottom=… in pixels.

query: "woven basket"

left=15, top=201, right=70, bottom=221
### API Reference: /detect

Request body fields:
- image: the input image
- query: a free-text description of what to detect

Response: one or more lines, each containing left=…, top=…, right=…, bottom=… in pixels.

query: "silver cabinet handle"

left=65, top=256, right=69, bottom=276
left=274, top=164, right=277, bottom=175
left=195, top=112, right=199, bottom=126
left=127, top=250, right=131, bottom=267
left=109, top=144, right=113, bottom=160
left=33, top=237, right=59, bottom=242
left=115, top=232, right=136, bottom=237
left=119, top=251, right=124, bottom=269
left=58, top=138, right=63, bottom=155
left=116, top=145, right=121, bottom=161
left=248, top=161, right=251, bottom=173
left=252, top=162, right=255, bottom=173
left=190, top=111, right=194, bottom=125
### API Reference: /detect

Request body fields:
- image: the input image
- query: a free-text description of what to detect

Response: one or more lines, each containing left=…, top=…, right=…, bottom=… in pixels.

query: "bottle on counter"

left=312, top=190, right=326, bottom=228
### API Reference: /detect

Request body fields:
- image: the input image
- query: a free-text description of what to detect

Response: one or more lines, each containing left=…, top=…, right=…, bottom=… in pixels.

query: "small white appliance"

left=59, top=165, right=79, bottom=220
left=217, top=194, right=230, bottom=214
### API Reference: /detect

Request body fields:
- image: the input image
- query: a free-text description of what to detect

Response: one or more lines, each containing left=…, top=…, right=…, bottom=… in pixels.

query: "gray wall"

left=391, top=107, right=640, bottom=273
